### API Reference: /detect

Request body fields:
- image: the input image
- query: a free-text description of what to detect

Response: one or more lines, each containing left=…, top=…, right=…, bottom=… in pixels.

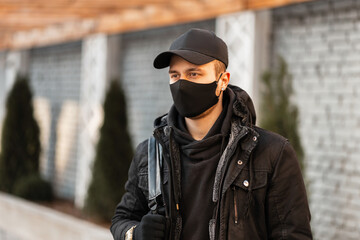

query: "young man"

left=111, top=28, right=312, bottom=240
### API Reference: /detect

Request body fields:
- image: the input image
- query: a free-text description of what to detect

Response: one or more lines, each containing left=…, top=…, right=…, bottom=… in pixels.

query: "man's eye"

left=189, top=73, right=198, bottom=77
left=170, top=74, right=179, bottom=79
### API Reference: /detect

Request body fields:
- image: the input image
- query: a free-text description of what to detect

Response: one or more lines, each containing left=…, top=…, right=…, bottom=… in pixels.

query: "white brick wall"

left=272, top=0, right=360, bottom=239
left=75, top=34, right=108, bottom=208
left=216, top=10, right=271, bottom=114
left=29, top=41, right=82, bottom=199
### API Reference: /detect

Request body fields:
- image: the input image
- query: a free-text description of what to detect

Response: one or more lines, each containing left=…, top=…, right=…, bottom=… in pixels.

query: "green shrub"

left=0, top=76, right=41, bottom=193
left=13, top=174, right=53, bottom=201
left=259, top=57, right=304, bottom=169
left=84, top=80, right=133, bottom=221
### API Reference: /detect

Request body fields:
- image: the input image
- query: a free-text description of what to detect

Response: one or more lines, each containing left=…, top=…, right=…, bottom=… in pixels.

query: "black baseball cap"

left=153, top=28, right=228, bottom=69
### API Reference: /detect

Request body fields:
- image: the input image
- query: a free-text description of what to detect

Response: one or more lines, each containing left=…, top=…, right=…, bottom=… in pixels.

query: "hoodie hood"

left=154, top=84, right=256, bottom=128
left=228, top=84, right=256, bottom=126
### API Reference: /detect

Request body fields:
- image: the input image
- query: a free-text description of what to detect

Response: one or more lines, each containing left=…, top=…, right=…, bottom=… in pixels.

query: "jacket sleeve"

left=266, top=141, right=313, bottom=240
left=110, top=141, right=149, bottom=240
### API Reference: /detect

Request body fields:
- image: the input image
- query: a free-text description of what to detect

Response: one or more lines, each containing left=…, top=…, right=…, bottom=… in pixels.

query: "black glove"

left=134, top=212, right=166, bottom=240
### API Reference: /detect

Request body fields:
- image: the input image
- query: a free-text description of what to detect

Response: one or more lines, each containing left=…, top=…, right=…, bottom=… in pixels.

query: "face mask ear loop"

left=217, top=73, right=223, bottom=84
left=217, top=73, right=225, bottom=96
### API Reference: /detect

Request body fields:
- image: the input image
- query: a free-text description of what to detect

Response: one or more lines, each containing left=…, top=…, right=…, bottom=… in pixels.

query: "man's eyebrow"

left=168, top=67, right=203, bottom=74
left=168, top=70, right=178, bottom=74
left=187, top=67, right=203, bottom=72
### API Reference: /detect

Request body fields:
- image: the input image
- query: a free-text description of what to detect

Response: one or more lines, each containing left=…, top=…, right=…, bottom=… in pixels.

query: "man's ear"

left=216, top=72, right=230, bottom=96
left=221, top=72, right=230, bottom=88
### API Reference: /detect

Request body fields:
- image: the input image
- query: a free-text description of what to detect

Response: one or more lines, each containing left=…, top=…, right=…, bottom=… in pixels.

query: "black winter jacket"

left=111, top=85, right=312, bottom=240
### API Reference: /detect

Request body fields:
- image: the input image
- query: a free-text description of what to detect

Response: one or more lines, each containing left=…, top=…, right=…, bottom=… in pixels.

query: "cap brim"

left=153, top=50, right=216, bottom=69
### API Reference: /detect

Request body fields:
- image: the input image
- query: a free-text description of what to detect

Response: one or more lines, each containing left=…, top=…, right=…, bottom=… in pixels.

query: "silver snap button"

left=253, top=136, right=257, bottom=141
left=237, top=160, right=243, bottom=165
left=243, top=180, right=249, bottom=187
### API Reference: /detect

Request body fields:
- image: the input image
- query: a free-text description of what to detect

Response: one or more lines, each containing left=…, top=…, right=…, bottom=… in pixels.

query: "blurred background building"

left=0, top=0, right=360, bottom=239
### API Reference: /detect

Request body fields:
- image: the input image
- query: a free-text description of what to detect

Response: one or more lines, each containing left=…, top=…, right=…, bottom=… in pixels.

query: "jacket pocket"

left=228, top=170, right=268, bottom=239
left=231, top=169, right=268, bottom=219
left=231, top=170, right=268, bottom=213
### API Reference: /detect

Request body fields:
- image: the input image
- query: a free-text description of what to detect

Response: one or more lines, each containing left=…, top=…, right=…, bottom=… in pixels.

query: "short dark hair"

left=214, top=60, right=226, bottom=76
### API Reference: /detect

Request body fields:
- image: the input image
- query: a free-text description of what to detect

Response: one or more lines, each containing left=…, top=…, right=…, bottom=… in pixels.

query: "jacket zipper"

left=232, top=186, right=238, bottom=224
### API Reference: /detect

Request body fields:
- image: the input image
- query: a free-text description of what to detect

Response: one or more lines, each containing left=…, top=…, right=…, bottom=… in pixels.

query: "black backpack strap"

left=148, top=136, right=163, bottom=212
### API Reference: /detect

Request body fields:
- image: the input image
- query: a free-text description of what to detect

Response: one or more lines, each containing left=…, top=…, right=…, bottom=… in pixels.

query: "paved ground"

left=0, top=193, right=112, bottom=240
left=0, top=228, right=22, bottom=240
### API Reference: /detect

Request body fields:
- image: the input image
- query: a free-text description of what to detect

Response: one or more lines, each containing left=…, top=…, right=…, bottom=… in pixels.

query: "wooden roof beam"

left=247, top=0, right=313, bottom=9
left=0, top=0, right=314, bottom=50
left=0, top=0, right=169, bottom=9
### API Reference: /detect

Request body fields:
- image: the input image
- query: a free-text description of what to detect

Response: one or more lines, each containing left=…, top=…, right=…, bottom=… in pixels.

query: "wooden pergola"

left=0, top=0, right=312, bottom=50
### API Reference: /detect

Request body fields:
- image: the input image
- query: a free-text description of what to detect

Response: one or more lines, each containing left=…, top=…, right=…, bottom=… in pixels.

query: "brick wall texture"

left=29, top=41, right=82, bottom=199
left=120, top=20, right=215, bottom=146
left=272, top=0, right=360, bottom=239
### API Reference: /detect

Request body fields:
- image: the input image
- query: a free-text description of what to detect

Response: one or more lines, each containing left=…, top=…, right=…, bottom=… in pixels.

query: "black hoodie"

left=168, top=88, right=235, bottom=240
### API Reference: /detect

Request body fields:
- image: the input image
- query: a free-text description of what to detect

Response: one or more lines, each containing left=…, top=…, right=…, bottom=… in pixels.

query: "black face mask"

left=170, top=79, right=220, bottom=118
